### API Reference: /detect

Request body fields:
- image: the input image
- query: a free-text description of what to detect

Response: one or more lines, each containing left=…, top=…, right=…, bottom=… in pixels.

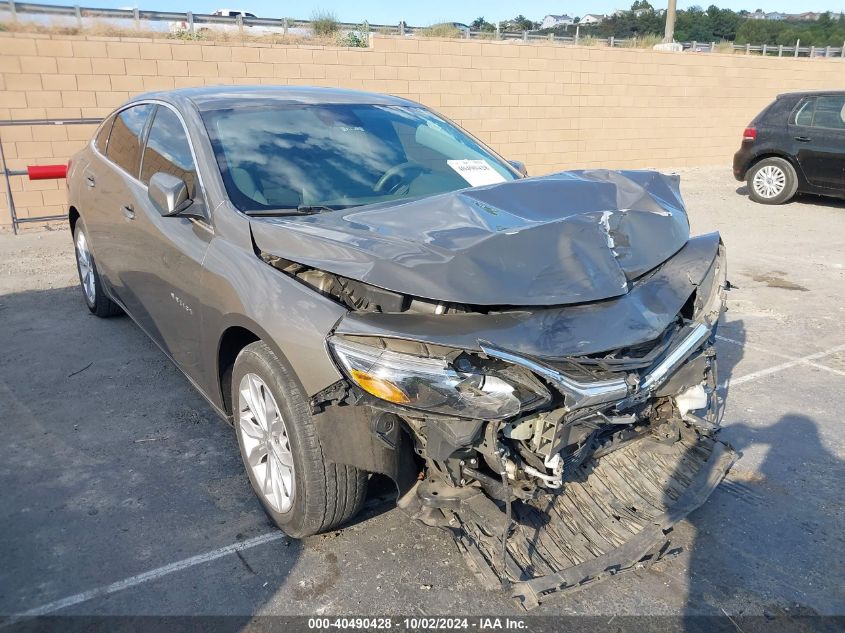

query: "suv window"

left=793, top=98, right=815, bottom=127
left=140, top=106, right=198, bottom=198
left=812, top=95, right=845, bottom=130
left=94, top=115, right=115, bottom=154
left=106, top=104, right=154, bottom=177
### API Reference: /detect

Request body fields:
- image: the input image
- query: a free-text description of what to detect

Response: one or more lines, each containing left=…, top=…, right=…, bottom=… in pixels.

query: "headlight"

left=328, top=337, right=550, bottom=419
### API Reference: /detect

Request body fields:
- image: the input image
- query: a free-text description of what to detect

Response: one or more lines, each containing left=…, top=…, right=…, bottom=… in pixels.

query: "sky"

left=48, top=0, right=837, bottom=26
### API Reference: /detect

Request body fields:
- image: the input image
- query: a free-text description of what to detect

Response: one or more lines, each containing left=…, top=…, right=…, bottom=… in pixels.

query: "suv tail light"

left=743, top=126, right=757, bottom=141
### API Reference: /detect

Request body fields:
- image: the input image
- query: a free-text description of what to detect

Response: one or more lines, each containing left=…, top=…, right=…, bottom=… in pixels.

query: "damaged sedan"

left=67, top=86, right=734, bottom=607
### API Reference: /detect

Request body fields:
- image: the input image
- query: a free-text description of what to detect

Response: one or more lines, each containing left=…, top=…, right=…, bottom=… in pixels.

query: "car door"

left=119, top=103, right=213, bottom=374
left=91, top=104, right=155, bottom=303
left=79, top=114, right=119, bottom=286
left=790, top=94, right=845, bottom=190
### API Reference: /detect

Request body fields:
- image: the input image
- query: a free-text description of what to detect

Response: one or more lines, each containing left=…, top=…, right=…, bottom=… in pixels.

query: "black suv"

left=733, top=91, right=845, bottom=204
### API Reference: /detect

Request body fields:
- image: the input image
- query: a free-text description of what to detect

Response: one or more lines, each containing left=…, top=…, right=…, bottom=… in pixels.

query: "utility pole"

left=663, top=0, right=676, bottom=42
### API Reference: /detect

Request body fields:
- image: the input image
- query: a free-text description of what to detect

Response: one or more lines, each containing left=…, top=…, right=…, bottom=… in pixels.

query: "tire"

left=73, top=221, right=122, bottom=317
left=747, top=157, right=798, bottom=205
left=232, top=341, right=368, bottom=538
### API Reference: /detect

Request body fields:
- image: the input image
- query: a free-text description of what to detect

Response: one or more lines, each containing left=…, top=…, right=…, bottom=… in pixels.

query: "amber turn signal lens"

left=349, top=369, right=410, bottom=404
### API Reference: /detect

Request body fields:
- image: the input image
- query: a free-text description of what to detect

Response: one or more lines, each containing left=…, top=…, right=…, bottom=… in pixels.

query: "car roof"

left=777, top=90, right=845, bottom=99
left=127, top=85, right=420, bottom=112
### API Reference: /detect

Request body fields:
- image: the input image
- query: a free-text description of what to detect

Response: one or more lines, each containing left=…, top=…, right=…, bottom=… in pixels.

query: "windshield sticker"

left=447, top=160, right=507, bottom=187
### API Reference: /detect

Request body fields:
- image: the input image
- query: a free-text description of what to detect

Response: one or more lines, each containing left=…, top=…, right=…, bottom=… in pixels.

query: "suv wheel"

left=73, top=221, right=122, bottom=317
left=232, top=341, right=368, bottom=537
left=747, top=157, right=798, bottom=205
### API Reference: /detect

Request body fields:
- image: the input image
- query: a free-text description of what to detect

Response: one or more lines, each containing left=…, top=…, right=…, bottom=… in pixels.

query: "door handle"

left=85, top=175, right=96, bottom=188
left=121, top=204, right=135, bottom=220
left=794, top=136, right=812, bottom=142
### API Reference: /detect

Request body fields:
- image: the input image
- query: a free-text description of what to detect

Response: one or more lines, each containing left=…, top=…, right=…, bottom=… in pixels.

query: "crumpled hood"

left=250, top=169, right=690, bottom=306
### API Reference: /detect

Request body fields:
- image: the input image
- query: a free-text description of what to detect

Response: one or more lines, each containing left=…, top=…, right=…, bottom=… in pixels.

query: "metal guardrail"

left=0, top=117, right=101, bottom=234
left=732, top=42, right=845, bottom=57
left=2, top=1, right=407, bottom=35
left=3, top=0, right=844, bottom=56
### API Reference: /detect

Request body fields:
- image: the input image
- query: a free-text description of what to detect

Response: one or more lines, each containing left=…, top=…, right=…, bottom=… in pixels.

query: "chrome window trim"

left=90, top=99, right=212, bottom=228
left=94, top=102, right=155, bottom=184
left=789, top=96, right=815, bottom=127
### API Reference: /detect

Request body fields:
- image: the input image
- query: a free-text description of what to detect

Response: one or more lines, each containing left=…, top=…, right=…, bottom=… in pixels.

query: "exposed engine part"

left=523, top=464, right=562, bottom=488
left=673, top=382, right=708, bottom=416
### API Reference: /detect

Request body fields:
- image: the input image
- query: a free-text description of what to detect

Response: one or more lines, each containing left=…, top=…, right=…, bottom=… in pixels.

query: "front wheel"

left=232, top=341, right=368, bottom=537
left=747, top=157, right=798, bottom=205
left=73, top=221, right=122, bottom=317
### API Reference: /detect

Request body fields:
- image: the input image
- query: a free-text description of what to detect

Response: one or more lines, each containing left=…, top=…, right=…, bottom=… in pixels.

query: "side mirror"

left=149, top=172, right=192, bottom=217
left=508, top=160, right=528, bottom=178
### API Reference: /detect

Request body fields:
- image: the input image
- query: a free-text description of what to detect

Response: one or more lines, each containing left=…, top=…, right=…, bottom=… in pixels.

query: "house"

left=748, top=10, right=767, bottom=19
left=579, top=13, right=605, bottom=24
left=613, top=7, right=662, bottom=17
left=765, top=11, right=786, bottom=20
left=540, top=14, right=574, bottom=29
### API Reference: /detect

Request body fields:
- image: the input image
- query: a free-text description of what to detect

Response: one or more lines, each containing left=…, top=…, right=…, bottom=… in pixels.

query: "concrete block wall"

left=2, top=31, right=844, bottom=227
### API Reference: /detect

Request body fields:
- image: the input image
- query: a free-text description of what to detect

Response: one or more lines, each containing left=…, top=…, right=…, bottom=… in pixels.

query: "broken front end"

left=307, top=236, right=733, bottom=608
left=252, top=170, right=735, bottom=608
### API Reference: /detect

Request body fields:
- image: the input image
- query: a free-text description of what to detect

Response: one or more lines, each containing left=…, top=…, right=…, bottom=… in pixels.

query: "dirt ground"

left=1, top=165, right=843, bottom=621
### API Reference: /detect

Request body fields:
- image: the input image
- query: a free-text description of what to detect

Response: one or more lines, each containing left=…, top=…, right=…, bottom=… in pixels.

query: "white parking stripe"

left=718, top=340, right=845, bottom=384
left=8, top=342, right=845, bottom=621
left=4, top=532, right=285, bottom=624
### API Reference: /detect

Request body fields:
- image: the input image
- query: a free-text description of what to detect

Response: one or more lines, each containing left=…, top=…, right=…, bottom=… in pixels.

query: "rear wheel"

left=232, top=341, right=367, bottom=537
left=73, top=221, right=122, bottom=317
left=747, top=157, right=798, bottom=205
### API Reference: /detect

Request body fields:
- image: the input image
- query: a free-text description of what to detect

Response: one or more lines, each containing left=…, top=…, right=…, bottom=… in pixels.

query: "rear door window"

left=140, top=106, right=198, bottom=198
left=792, top=98, right=815, bottom=127
left=106, top=104, right=154, bottom=177
left=94, top=115, right=114, bottom=154
left=811, top=95, right=845, bottom=130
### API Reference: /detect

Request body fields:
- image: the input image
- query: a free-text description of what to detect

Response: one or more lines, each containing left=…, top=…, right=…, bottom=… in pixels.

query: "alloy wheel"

left=752, top=165, right=786, bottom=199
left=75, top=229, right=96, bottom=305
left=238, top=373, right=295, bottom=513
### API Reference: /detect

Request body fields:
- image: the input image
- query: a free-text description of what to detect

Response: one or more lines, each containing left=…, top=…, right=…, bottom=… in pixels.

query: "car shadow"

left=677, top=412, right=844, bottom=627
left=735, top=184, right=845, bottom=209
left=671, top=314, right=845, bottom=626
left=0, top=284, right=392, bottom=621
left=793, top=192, right=845, bottom=208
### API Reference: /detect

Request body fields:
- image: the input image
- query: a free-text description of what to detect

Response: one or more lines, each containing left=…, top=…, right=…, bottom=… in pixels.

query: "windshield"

left=200, top=103, right=518, bottom=212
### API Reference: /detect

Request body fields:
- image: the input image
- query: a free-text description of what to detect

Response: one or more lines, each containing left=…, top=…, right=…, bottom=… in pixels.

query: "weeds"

left=419, top=22, right=463, bottom=38
left=622, top=34, right=663, bottom=48
left=575, top=35, right=602, bottom=46
left=338, top=21, right=369, bottom=47
left=310, top=10, right=339, bottom=37
left=167, top=30, right=206, bottom=41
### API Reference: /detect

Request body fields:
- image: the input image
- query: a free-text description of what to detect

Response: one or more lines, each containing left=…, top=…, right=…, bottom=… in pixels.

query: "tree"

left=735, top=14, right=845, bottom=46
left=631, top=0, right=654, bottom=10
left=507, top=14, right=536, bottom=31
left=471, top=16, right=496, bottom=32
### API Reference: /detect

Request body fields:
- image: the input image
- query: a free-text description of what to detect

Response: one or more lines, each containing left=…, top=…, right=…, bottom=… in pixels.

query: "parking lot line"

left=723, top=342, right=845, bottom=387
left=4, top=532, right=285, bottom=624
left=7, top=341, right=845, bottom=621
left=717, top=335, right=845, bottom=378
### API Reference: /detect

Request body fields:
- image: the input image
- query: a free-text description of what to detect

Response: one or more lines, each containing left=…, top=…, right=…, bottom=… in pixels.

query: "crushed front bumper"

left=456, top=434, right=735, bottom=609
left=317, top=234, right=731, bottom=606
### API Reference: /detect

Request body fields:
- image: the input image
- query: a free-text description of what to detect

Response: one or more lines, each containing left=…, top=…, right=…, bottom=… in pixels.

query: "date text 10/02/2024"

left=307, top=618, right=527, bottom=630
